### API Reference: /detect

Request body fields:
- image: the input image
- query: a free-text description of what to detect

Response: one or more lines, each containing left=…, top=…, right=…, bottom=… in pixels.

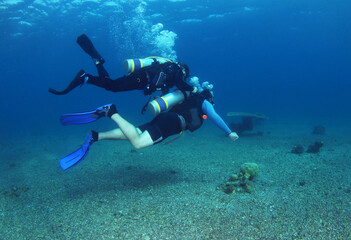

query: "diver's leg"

left=110, top=113, right=154, bottom=149
left=90, top=104, right=153, bottom=148
left=47, top=68, right=123, bottom=95
left=49, top=35, right=109, bottom=95
left=96, top=62, right=110, bottom=79
left=105, top=104, right=153, bottom=149
left=50, top=68, right=148, bottom=94
left=96, top=127, right=146, bottom=141
left=77, top=33, right=110, bottom=79
left=86, top=71, right=148, bottom=92
left=97, top=128, right=128, bottom=140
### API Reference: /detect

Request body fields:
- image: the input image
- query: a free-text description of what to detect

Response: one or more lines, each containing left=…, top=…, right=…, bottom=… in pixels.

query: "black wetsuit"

left=49, top=35, right=194, bottom=97
left=87, top=61, right=194, bottom=95
left=138, top=93, right=206, bottom=144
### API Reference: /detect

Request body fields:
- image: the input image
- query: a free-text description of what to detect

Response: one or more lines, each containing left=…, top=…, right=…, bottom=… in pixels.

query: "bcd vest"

left=170, top=94, right=206, bottom=132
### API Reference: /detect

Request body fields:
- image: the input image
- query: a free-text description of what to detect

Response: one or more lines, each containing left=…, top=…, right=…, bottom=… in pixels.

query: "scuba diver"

left=48, top=34, right=196, bottom=98
left=58, top=89, right=239, bottom=170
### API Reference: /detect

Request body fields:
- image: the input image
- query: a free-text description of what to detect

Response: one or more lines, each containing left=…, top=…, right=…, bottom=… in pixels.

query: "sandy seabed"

left=1, top=121, right=351, bottom=239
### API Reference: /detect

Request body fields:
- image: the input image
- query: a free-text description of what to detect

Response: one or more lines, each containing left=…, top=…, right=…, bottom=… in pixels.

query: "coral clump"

left=240, top=163, right=259, bottom=180
left=218, top=163, right=259, bottom=194
left=291, top=144, right=304, bottom=154
left=307, top=141, right=324, bottom=153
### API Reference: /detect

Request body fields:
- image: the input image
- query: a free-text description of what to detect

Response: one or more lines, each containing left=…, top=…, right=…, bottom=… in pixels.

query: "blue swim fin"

left=59, top=134, right=93, bottom=170
left=60, top=104, right=112, bottom=126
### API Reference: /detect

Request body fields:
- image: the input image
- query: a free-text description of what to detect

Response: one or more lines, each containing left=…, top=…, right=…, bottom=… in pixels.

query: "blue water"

left=0, top=0, right=350, bottom=135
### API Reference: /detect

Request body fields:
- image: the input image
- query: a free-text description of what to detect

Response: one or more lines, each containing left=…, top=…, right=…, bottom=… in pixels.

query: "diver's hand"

left=228, top=132, right=239, bottom=141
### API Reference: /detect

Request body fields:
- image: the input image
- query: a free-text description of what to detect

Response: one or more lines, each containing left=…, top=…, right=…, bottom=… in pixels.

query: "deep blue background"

left=0, top=0, right=350, bottom=136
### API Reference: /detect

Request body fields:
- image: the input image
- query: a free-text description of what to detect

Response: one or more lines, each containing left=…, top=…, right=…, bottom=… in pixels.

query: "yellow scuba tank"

left=148, top=90, right=190, bottom=116
left=123, top=56, right=172, bottom=73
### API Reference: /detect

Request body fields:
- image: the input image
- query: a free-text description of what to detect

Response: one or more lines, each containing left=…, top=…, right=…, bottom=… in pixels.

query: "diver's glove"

left=228, top=132, right=239, bottom=141
left=192, top=86, right=198, bottom=94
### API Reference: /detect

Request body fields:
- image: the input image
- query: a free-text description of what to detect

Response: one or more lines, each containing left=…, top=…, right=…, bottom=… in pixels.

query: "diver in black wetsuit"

left=48, top=34, right=196, bottom=97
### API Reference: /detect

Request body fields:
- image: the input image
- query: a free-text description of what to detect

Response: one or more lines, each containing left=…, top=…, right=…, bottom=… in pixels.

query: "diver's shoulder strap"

left=141, top=95, right=153, bottom=115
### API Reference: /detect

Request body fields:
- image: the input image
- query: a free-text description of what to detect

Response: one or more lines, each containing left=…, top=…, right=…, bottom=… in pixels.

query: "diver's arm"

left=172, top=67, right=195, bottom=92
left=175, top=77, right=196, bottom=92
left=174, top=75, right=196, bottom=100
left=202, top=100, right=239, bottom=141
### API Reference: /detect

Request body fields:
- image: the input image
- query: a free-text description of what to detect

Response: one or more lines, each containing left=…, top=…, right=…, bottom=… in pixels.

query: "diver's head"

left=200, top=89, right=214, bottom=104
left=177, top=62, right=190, bottom=79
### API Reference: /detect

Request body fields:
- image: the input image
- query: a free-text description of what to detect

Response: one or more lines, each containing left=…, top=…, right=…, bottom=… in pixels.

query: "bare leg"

left=101, top=113, right=154, bottom=149
left=98, top=128, right=128, bottom=140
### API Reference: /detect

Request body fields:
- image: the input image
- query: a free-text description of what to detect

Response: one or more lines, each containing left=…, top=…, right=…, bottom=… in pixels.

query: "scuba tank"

left=148, top=90, right=189, bottom=116
left=124, top=56, right=171, bottom=73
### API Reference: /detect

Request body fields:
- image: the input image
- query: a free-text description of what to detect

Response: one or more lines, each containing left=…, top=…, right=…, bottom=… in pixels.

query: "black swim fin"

left=77, top=34, right=105, bottom=63
left=48, top=69, right=86, bottom=95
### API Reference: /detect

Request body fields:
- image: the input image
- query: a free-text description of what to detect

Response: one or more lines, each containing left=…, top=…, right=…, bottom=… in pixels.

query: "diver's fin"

left=76, top=34, right=104, bottom=63
left=48, top=69, right=86, bottom=95
left=59, top=134, right=93, bottom=170
left=59, top=145, right=89, bottom=170
left=60, top=104, right=112, bottom=126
